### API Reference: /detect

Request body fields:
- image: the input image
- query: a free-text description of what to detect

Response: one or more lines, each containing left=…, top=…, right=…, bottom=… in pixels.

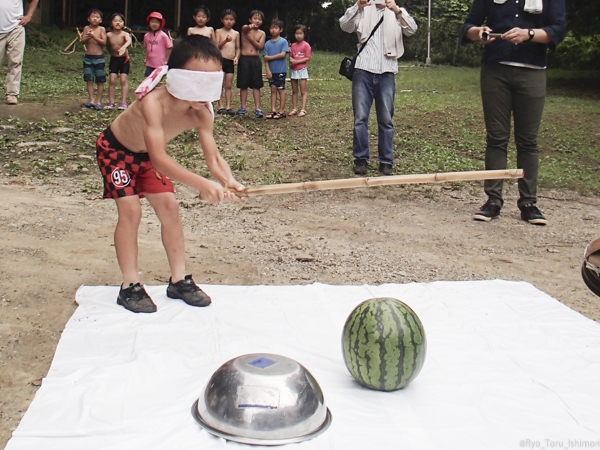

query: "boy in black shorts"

left=215, top=9, right=240, bottom=115
left=106, top=13, right=132, bottom=109
left=237, top=10, right=265, bottom=118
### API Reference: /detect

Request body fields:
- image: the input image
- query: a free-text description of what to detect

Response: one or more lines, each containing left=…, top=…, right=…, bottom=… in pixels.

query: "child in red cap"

left=143, top=12, right=173, bottom=77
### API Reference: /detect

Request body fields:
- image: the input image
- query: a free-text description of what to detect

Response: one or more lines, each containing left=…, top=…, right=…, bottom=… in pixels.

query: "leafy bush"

left=549, top=33, right=600, bottom=69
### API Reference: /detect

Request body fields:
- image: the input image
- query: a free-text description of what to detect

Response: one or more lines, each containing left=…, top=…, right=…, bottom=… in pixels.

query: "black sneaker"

left=167, top=275, right=212, bottom=307
left=520, top=203, right=547, bottom=225
left=353, top=159, right=368, bottom=175
left=473, top=200, right=501, bottom=222
left=117, top=283, right=157, bottom=313
left=379, top=163, right=393, bottom=176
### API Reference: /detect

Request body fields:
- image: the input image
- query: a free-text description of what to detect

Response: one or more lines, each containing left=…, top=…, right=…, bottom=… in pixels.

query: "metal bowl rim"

left=191, top=398, right=332, bottom=446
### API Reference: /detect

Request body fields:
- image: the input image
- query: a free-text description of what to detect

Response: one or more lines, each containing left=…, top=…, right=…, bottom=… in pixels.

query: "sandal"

left=278, top=111, right=286, bottom=119
left=217, top=108, right=227, bottom=114
left=288, top=109, right=298, bottom=116
left=297, top=110, right=306, bottom=117
left=266, top=111, right=277, bottom=119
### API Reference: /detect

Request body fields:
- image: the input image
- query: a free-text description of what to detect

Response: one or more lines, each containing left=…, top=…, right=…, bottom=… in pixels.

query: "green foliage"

left=566, top=0, right=600, bottom=37
left=549, top=33, right=600, bottom=70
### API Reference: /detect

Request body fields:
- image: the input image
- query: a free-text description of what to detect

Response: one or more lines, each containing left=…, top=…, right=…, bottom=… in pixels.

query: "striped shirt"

left=339, top=4, right=417, bottom=74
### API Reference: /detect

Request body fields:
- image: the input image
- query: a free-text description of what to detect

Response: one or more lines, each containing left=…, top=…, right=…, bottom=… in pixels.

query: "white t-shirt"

left=0, top=0, right=23, bottom=34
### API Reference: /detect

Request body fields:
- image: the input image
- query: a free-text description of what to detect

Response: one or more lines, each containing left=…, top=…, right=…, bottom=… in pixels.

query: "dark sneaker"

left=117, top=283, right=157, bottom=313
left=353, top=159, right=368, bottom=175
left=379, top=163, right=393, bottom=176
left=167, top=275, right=212, bottom=307
left=520, top=203, right=547, bottom=225
left=473, top=200, right=501, bottom=222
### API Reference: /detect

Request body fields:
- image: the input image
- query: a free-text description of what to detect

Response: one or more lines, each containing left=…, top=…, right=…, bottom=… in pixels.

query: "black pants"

left=480, top=63, right=546, bottom=207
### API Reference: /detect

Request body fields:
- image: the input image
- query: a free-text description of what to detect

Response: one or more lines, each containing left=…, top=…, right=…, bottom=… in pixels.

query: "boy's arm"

left=84, top=26, right=107, bottom=46
left=234, top=32, right=241, bottom=63
left=118, top=33, right=132, bottom=55
left=257, top=31, right=266, bottom=50
left=216, top=31, right=232, bottom=49
left=243, top=28, right=265, bottom=51
left=81, top=25, right=91, bottom=43
left=196, top=120, right=244, bottom=195
left=99, top=27, right=107, bottom=46
left=141, top=99, right=236, bottom=203
left=274, top=51, right=287, bottom=60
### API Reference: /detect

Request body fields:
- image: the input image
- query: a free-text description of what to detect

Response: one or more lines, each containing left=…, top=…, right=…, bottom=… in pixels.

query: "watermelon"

left=342, top=297, right=426, bottom=391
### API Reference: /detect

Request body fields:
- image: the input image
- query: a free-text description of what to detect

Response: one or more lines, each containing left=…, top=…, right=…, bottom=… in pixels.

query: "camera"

left=482, top=31, right=502, bottom=40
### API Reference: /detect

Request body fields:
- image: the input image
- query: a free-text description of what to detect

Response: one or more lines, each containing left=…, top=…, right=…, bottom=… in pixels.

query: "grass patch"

left=1, top=32, right=599, bottom=195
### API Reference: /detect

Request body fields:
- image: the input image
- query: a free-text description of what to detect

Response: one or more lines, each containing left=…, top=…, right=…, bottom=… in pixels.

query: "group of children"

left=80, top=7, right=312, bottom=118
left=81, top=9, right=173, bottom=110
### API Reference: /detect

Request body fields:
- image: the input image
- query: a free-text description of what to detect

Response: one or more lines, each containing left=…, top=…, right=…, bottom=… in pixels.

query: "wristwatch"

left=527, top=29, right=535, bottom=41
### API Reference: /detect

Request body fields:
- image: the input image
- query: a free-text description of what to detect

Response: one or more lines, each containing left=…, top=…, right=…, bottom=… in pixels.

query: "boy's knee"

left=118, top=207, right=142, bottom=225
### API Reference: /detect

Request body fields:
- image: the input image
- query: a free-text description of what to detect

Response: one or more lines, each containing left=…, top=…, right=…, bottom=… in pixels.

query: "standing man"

left=0, top=0, right=38, bottom=105
left=462, top=0, right=566, bottom=225
left=340, top=0, right=417, bottom=176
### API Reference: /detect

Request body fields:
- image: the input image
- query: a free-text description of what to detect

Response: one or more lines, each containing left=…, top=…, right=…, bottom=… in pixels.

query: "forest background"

left=41, top=0, right=600, bottom=69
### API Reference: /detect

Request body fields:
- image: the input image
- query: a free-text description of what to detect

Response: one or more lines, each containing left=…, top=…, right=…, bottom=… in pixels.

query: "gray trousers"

left=480, top=63, right=546, bottom=208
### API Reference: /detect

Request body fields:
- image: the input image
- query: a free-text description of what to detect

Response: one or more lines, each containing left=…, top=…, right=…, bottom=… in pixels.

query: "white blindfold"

left=135, top=65, right=223, bottom=103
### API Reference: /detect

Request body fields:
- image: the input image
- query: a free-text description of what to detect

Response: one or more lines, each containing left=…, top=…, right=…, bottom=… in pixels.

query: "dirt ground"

left=1, top=103, right=600, bottom=448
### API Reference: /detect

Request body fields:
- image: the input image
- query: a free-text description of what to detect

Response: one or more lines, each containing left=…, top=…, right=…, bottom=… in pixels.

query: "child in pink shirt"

left=143, top=12, right=173, bottom=77
left=288, top=24, right=312, bottom=117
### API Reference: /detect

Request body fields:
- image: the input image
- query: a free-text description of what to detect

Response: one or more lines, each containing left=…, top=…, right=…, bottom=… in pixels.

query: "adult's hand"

left=19, top=14, right=33, bottom=26
left=357, top=0, right=371, bottom=9
left=385, top=0, right=402, bottom=14
left=502, top=27, right=529, bottom=45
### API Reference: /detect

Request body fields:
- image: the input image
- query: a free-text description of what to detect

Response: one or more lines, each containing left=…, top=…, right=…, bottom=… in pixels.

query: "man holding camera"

left=462, top=0, right=566, bottom=225
left=339, top=0, right=417, bottom=176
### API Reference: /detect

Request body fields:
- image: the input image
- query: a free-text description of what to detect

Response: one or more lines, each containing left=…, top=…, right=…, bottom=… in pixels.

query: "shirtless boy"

left=214, top=9, right=240, bottom=115
left=188, top=6, right=214, bottom=39
left=96, top=36, right=245, bottom=313
left=236, top=9, right=265, bottom=118
left=106, top=13, right=132, bottom=109
left=81, top=9, right=107, bottom=110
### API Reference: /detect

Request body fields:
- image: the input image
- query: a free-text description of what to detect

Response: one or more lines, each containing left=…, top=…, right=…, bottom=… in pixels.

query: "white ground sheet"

left=6, top=281, right=600, bottom=450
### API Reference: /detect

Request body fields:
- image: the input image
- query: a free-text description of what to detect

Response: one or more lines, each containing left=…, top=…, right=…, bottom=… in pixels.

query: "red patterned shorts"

left=96, top=127, right=174, bottom=199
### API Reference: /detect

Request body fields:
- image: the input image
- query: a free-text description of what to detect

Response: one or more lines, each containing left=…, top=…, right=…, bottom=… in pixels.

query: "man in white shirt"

left=340, top=0, right=417, bottom=176
left=0, top=0, right=39, bottom=105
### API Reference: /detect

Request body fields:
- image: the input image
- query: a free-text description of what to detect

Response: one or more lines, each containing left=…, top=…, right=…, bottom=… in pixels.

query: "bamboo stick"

left=226, top=169, right=523, bottom=198
left=61, top=35, right=79, bottom=53
left=76, top=28, right=87, bottom=53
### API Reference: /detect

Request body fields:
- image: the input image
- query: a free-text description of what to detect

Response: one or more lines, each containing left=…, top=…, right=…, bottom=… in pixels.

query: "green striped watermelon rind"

left=342, top=297, right=427, bottom=391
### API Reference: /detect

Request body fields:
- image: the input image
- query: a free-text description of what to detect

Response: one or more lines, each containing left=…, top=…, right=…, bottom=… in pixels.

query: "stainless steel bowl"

left=192, top=353, right=332, bottom=446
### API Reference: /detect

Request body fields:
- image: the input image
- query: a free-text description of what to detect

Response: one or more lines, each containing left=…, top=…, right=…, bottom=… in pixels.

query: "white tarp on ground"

left=6, top=281, right=600, bottom=450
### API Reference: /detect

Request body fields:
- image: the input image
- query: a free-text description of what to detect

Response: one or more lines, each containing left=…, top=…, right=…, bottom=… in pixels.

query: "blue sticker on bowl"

left=247, top=357, right=276, bottom=369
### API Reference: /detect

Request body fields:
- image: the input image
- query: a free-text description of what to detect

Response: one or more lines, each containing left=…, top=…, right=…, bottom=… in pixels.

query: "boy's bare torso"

left=215, top=28, right=239, bottom=60
left=82, top=25, right=105, bottom=55
left=188, top=26, right=213, bottom=38
left=240, top=26, right=265, bottom=56
left=107, top=30, right=128, bottom=57
left=110, top=87, right=210, bottom=153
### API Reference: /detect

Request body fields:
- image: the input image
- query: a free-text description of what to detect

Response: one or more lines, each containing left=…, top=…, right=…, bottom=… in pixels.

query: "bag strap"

left=357, top=16, right=385, bottom=56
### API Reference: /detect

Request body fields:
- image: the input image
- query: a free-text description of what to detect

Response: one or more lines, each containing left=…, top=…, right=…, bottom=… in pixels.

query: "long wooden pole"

left=226, top=169, right=523, bottom=198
